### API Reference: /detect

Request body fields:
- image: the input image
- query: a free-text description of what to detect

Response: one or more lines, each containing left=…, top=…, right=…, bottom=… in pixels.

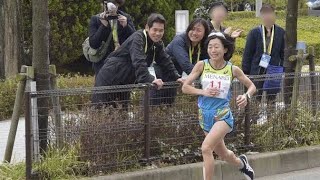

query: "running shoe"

left=239, top=154, right=254, bottom=180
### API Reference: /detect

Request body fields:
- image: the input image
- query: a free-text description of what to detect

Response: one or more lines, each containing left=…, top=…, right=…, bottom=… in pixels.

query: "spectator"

left=89, top=0, right=135, bottom=75
left=92, top=13, right=182, bottom=107
left=208, top=2, right=243, bottom=38
left=166, top=18, right=210, bottom=77
left=242, top=4, right=285, bottom=123
left=242, top=4, right=285, bottom=102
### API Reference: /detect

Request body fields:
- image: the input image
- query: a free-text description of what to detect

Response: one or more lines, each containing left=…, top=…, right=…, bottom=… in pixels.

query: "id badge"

left=148, top=67, right=157, bottom=79
left=259, top=54, right=271, bottom=68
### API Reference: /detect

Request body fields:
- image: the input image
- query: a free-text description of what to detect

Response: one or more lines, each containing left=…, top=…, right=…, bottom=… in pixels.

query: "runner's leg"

left=201, top=121, right=231, bottom=180
left=213, top=139, right=243, bottom=168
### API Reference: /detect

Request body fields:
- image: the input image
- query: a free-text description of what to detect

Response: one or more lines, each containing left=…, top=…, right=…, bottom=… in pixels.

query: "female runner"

left=182, top=32, right=256, bottom=180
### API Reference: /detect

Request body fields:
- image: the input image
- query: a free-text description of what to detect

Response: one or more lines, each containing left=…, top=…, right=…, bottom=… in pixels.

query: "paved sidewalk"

left=256, top=167, right=320, bottom=180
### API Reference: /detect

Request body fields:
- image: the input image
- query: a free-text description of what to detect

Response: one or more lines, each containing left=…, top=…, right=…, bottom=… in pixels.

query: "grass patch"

left=0, top=146, right=89, bottom=180
left=0, top=163, right=25, bottom=180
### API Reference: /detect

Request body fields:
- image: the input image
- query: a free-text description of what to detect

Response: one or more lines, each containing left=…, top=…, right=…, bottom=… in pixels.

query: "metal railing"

left=24, top=72, right=320, bottom=178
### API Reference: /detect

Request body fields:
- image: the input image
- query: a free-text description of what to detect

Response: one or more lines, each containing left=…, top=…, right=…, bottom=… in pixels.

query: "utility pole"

left=3, top=0, right=23, bottom=78
left=32, top=0, right=50, bottom=154
left=284, top=0, right=299, bottom=106
left=0, top=0, right=4, bottom=78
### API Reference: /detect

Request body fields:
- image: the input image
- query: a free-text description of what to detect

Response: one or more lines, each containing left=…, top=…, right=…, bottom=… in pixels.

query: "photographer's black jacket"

left=94, top=30, right=180, bottom=88
left=89, top=10, right=135, bottom=74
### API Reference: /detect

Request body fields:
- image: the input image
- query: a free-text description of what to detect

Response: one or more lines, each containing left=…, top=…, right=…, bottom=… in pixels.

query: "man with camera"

left=92, top=13, right=183, bottom=107
left=89, top=0, right=135, bottom=75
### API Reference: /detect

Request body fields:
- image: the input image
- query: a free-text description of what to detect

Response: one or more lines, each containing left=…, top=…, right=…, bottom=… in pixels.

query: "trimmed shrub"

left=0, top=78, right=19, bottom=121
left=228, top=10, right=308, bottom=20
left=0, top=74, right=94, bottom=121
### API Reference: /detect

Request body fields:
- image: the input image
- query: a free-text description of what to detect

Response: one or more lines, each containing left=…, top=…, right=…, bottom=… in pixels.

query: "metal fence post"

left=308, top=46, right=317, bottom=116
left=244, top=87, right=251, bottom=148
left=244, top=103, right=251, bottom=147
left=25, top=91, right=32, bottom=180
left=49, top=65, right=63, bottom=148
left=290, top=49, right=307, bottom=118
left=143, top=85, right=151, bottom=164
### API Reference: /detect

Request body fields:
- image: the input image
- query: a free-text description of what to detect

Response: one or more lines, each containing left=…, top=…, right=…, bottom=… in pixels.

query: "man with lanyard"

left=92, top=13, right=182, bottom=108
left=242, top=4, right=285, bottom=121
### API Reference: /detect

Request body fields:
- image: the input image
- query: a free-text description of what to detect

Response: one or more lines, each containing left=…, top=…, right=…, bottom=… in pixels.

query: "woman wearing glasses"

left=182, top=32, right=256, bottom=180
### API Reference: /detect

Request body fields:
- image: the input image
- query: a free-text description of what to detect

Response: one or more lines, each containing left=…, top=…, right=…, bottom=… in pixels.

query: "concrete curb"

left=90, top=145, right=320, bottom=180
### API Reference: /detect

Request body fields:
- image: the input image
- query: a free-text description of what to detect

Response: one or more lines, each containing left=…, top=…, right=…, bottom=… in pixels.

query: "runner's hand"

left=152, top=79, right=164, bottom=90
left=202, top=87, right=219, bottom=97
left=236, top=94, right=247, bottom=108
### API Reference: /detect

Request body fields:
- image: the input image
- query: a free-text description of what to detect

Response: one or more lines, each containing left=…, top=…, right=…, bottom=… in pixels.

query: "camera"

left=104, top=1, right=118, bottom=20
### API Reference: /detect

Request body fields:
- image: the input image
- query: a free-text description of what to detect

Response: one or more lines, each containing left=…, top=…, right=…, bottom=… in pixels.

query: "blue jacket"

left=242, top=24, right=285, bottom=75
left=166, top=33, right=208, bottom=75
left=88, top=10, right=135, bottom=75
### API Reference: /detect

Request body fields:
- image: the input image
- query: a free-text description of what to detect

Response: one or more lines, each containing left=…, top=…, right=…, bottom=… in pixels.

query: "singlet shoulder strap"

left=226, top=62, right=234, bottom=80
left=199, top=59, right=208, bottom=78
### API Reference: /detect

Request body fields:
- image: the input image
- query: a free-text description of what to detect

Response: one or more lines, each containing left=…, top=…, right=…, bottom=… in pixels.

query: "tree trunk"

left=283, top=0, right=299, bottom=105
left=32, top=0, right=50, bottom=153
left=0, top=0, right=4, bottom=79
left=3, top=0, right=23, bottom=78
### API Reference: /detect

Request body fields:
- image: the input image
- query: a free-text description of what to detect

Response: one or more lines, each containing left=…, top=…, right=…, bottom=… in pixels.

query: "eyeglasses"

left=208, top=32, right=226, bottom=39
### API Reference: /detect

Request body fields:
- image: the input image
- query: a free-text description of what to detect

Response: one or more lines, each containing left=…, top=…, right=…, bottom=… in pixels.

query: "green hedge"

left=0, top=75, right=94, bottom=121
left=227, top=9, right=308, bottom=20
left=22, top=0, right=102, bottom=65
left=0, top=79, right=19, bottom=120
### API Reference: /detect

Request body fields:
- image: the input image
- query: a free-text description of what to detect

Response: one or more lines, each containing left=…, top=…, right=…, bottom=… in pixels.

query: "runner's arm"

left=233, top=66, right=256, bottom=96
left=182, top=61, right=204, bottom=96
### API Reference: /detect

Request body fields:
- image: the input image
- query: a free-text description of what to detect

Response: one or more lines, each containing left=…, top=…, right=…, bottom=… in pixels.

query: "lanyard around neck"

left=262, top=25, right=275, bottom=55
left=143, top=30, right=156, bottom=63
left=189, top=44, right=201, bottom=64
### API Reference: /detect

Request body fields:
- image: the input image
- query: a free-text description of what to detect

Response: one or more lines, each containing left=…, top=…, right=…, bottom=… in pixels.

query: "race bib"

left=201, top=73, right=231, bottom=99
left=259, top=53, right=271, bottom=68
